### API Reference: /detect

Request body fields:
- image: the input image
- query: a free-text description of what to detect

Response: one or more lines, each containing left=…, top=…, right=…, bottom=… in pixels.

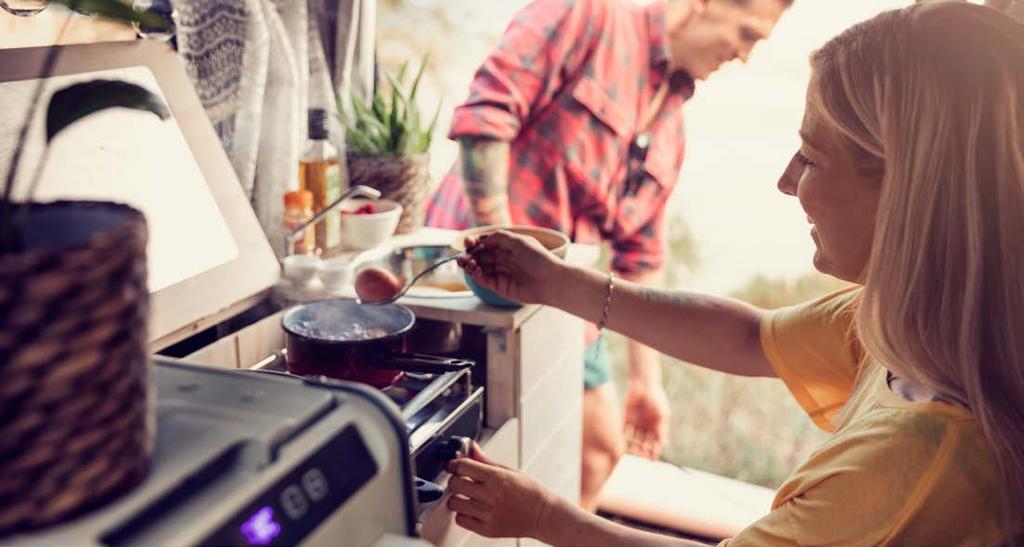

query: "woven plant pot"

left=347, top=153, right=430, bottom=234
left=0, top=201, right=152, bottom=535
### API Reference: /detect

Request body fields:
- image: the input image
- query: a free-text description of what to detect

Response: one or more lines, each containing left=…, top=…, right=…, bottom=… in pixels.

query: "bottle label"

left=324, top=164, right=342, bottom=249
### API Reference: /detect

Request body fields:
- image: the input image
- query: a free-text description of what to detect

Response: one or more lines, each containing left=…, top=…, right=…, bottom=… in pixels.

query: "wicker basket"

left=347, top=153, right=430, bottom=234
left=0, top=201, right=152, bottom=535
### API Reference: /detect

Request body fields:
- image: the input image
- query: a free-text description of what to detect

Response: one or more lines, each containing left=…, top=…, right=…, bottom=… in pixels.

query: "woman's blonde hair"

left=811, top=2, right=1024, bottom=541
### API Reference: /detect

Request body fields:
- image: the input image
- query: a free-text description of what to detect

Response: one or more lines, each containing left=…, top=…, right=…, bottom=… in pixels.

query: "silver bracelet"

left=597, top=271, right=615, bottom=331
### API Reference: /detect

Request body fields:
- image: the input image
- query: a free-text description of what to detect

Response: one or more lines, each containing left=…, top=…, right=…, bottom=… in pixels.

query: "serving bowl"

left=338, top=198, right=403, bottom=251
left=454, top=225, right=570, bottom=307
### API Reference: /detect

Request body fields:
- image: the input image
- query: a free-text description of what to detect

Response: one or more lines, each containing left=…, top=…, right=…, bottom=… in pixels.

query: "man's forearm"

left=459, top=137, right=512, bottom=226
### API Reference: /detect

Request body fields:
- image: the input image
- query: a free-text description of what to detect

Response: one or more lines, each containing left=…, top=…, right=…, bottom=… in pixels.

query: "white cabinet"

left=414, top=304, right=584, bottom=547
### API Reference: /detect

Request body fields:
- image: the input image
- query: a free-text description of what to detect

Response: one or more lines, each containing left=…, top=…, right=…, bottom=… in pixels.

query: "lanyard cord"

left=623, top=76, right=672, bottom=199
left=639, top=77, right=672, bottom=134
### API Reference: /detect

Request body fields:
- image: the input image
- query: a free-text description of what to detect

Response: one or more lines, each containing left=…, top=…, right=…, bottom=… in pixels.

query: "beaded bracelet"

left=597, top=271, right=615, bottom=331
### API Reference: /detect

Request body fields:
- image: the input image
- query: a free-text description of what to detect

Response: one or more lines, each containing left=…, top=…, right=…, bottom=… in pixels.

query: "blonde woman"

left=449, top=3, right=1024, bottom=545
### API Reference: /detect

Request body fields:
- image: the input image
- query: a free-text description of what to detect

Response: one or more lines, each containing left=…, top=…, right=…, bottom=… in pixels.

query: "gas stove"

left=252, top=350, right=484, bottom=491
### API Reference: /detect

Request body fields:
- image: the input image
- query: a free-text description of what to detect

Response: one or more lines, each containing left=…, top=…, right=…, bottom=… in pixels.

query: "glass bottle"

left=299, top=109, right=342, bottom=252
left=283, top=189, right=315, bottom=255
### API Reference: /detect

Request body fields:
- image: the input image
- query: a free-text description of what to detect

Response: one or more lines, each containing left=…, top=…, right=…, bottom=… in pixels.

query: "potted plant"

left=0, top=1, right=172, bottom=534
left=339, top=57, right=441, bottom=234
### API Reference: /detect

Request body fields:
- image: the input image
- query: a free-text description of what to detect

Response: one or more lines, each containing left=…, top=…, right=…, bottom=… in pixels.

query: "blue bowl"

left=464, top=273, right=522, bottom=308
left=456, top=225, right=570, bottom=308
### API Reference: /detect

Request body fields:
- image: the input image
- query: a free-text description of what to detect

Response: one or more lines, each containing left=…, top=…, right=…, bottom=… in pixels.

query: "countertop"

left=290, top=228, right=599, bottom=330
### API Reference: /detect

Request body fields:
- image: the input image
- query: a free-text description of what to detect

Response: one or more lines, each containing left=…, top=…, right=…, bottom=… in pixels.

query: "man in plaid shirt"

left=426, top=0, right=790, bottom=509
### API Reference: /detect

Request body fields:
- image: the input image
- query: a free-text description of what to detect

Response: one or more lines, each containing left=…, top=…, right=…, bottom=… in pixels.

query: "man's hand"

left=623, top=380, right=671, bottom=460
left=620, top=269, right=671, bottom=460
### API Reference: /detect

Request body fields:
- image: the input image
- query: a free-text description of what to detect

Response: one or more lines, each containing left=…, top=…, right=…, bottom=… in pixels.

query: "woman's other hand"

left=446, top=443, right=556, bottom=539
left=458, top=230, right=563, bottom=304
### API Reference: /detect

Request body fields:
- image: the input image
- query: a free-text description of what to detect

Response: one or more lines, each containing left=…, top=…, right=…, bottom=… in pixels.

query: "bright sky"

left=671, top=0, right=913, bottom=294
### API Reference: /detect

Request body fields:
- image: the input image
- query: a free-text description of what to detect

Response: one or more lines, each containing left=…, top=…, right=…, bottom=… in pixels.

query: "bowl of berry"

left=338, top=198, right=403, bottom=250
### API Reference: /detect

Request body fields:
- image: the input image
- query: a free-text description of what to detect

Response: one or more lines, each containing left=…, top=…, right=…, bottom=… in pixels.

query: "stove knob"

left=454, top=436, right=472, bottom=458
left=436, top=436, right=472, bottom=462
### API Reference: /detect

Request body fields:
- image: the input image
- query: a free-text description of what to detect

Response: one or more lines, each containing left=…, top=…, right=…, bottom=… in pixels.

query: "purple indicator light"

left=240, top=506, right=282, bottom=545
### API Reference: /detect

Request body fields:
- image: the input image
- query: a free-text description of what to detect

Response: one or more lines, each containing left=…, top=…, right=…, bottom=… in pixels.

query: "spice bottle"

left=283, top=189, right=315, bottom=255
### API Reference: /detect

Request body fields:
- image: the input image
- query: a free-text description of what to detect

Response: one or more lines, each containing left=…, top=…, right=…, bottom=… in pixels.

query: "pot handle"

left=378, top=351, right=474, bottom=374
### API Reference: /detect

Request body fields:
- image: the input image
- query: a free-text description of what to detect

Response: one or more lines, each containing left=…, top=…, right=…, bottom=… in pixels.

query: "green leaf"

left=408, top=55, right=429, bottom=104
left=46, top=79, right=170, bottom=142
left=386, top=74, right=403, bottom=132
left=343, top=89, right=394, bottom=155
left=349, top=89, right=374, bottom=124
left=385, top=72, right=410, bottom=150
left=396, top=126, right=411, bottom=156
left=351, top=91, right=393, bottom=149
left=371, top=93, right=387, bottom=120
left=361, top=120, right=390, bottom=152
left=51, top=0, right=173, bottom=34
left=396, top=61, right=410, bottom=85
left=345, top=126, right=378, bottom=154
left=423, top=100, right=442, bottom=151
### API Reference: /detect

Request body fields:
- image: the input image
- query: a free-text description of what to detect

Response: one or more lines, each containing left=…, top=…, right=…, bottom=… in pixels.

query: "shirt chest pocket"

left=555, top=77, right=632, bottom=188
left=568, top=78, right=681, bottom=191
left=571, top=77, right=632, bottom=137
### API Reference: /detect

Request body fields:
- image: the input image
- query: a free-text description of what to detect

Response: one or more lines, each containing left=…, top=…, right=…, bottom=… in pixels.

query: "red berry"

left=343, top=203, right=379, bottom=215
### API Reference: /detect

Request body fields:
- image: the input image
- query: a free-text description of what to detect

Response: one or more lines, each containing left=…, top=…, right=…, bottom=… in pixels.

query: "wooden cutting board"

left=598, top=455, right=775, bottom=541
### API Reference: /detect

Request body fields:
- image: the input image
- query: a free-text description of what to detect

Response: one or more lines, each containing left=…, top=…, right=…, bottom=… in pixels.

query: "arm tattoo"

left=461, top=138, right=509, bottom=198
left=473, top=197, right=510, bottom=221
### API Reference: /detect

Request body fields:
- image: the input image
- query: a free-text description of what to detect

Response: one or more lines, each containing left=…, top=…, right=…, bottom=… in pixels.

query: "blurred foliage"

left=730, top=272, right=850, bottom=309
left=610, top=238, right=849, bottom=488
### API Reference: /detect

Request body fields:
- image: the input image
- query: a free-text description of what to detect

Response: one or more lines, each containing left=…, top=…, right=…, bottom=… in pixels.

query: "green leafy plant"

left=338, top=57, right=442, bottom=156
left=0, top=0, right=173, bottom=253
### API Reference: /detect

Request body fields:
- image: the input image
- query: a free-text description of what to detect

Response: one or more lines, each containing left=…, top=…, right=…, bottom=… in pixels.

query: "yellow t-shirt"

left=720, top=287, right=1013, bottom=546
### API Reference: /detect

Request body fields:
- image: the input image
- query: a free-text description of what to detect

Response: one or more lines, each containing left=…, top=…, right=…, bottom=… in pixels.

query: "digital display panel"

left=201, top=425, right=378, bottom=546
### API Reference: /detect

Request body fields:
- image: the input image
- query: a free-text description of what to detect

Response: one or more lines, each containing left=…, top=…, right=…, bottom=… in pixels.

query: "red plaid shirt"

left=425, top=0, right=693, bottom=276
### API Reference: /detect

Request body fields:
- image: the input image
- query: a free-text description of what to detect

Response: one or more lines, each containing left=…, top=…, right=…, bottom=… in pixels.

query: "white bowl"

left=282, top=254, right=320, bottom=285
left=338, top=198, right=403, bottom=251
left=318, top=257, right=354, bottom=292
